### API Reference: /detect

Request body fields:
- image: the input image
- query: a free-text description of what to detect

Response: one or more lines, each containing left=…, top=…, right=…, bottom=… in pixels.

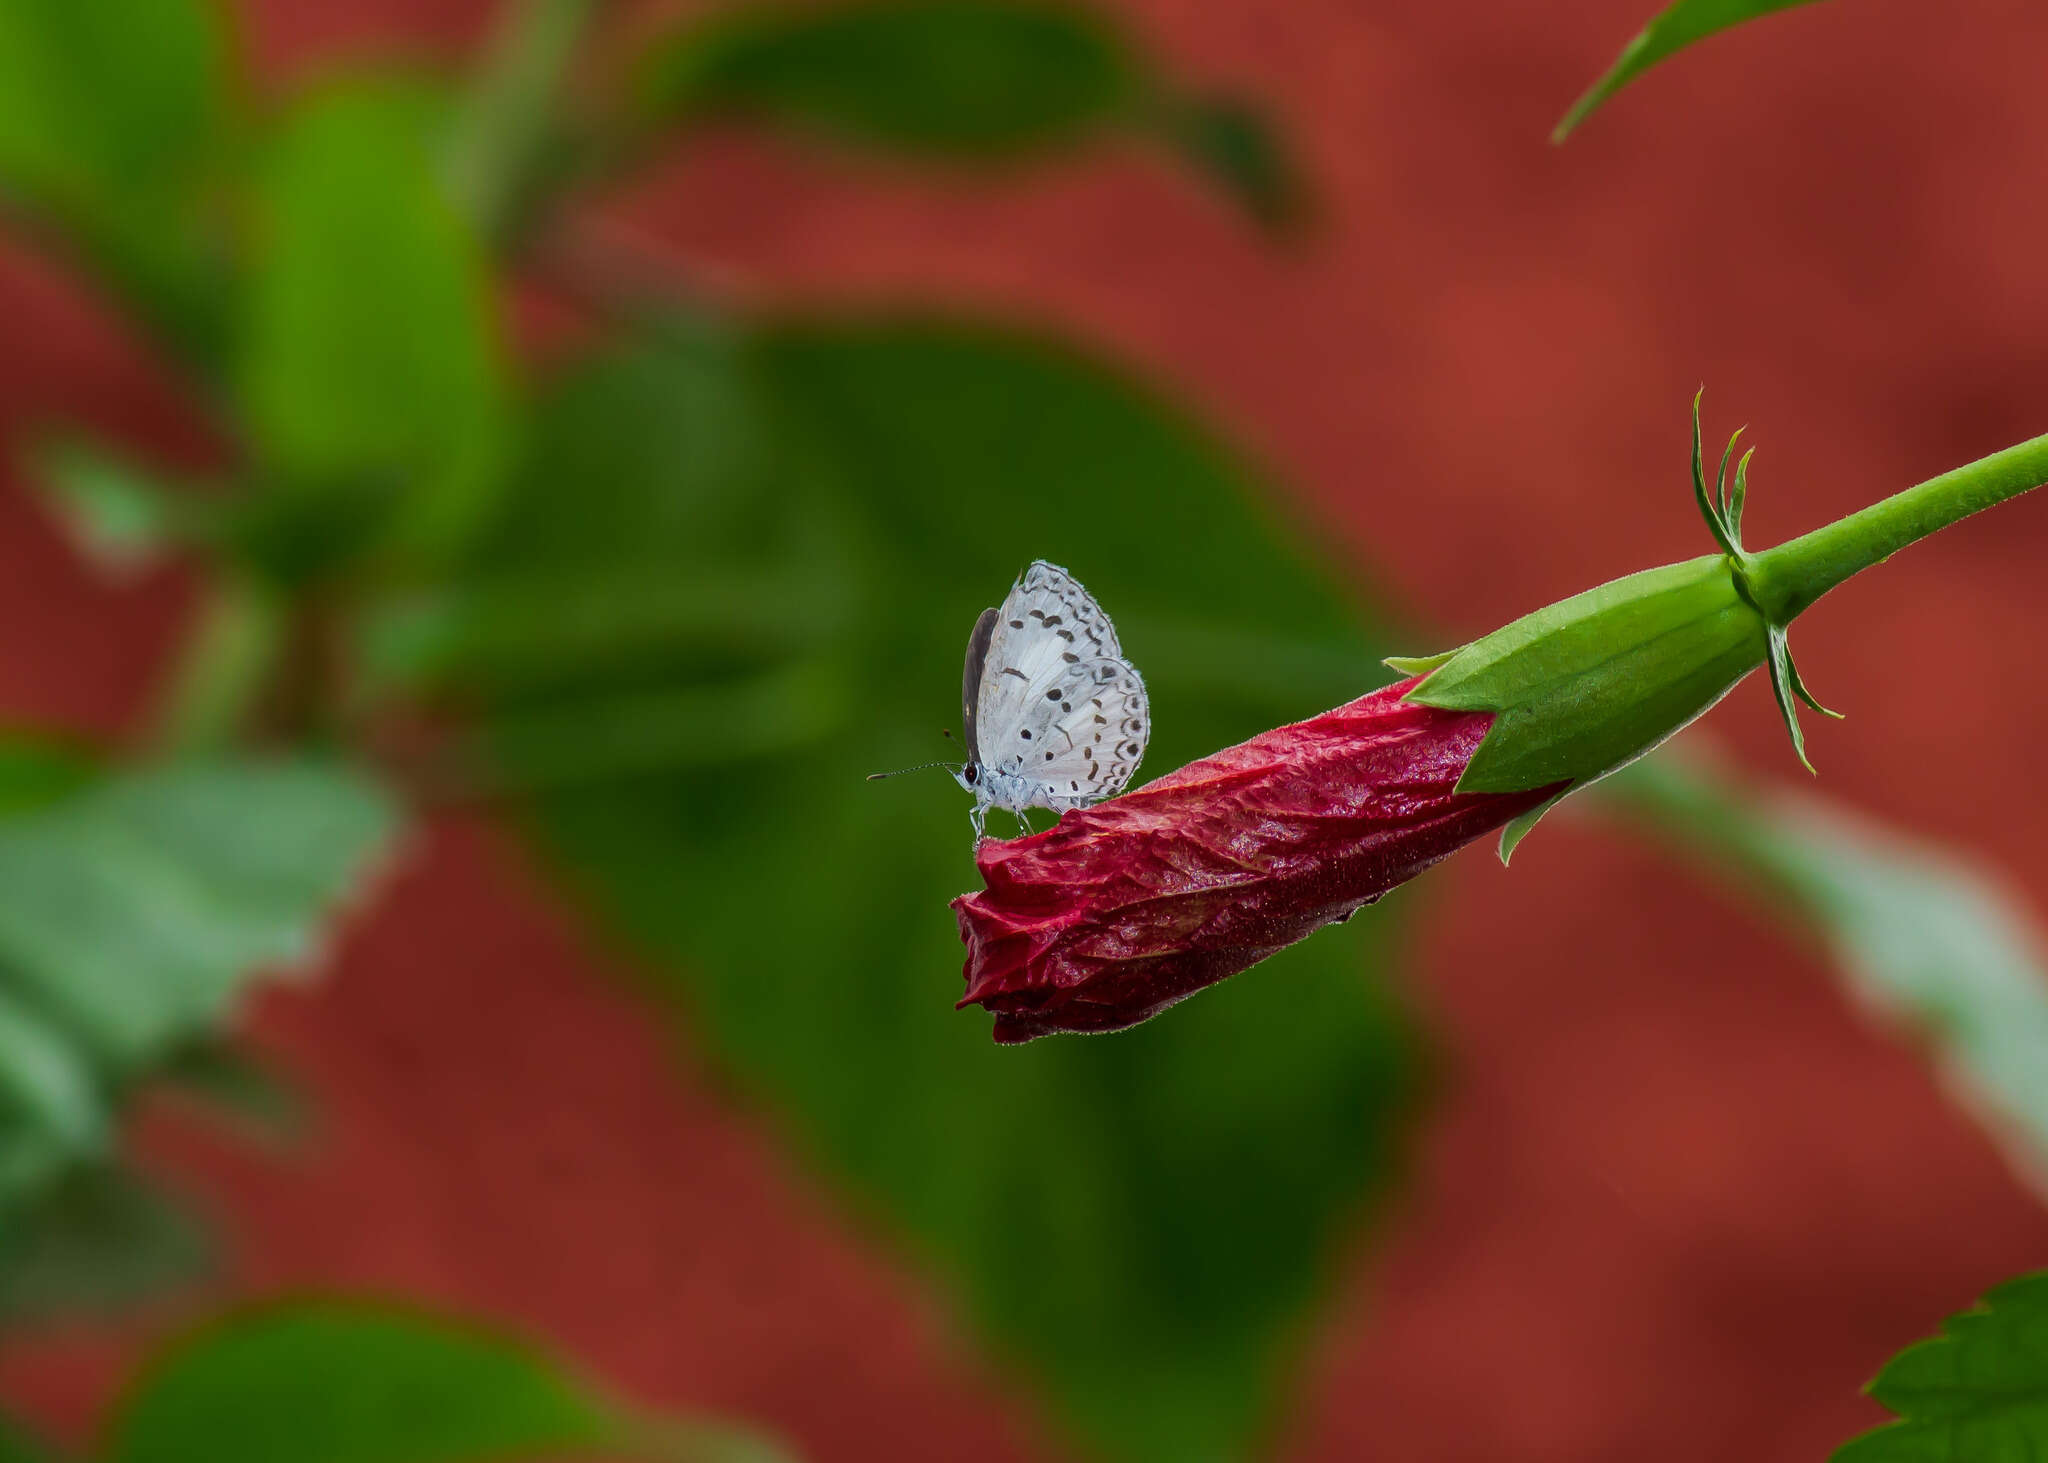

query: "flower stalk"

left=1748, top=428, right=2048, bottom=623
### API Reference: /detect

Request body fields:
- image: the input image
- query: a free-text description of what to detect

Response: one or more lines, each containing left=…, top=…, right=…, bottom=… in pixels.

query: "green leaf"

left=0, top=760, right=394, bottom=1320
left=0, top=1410, right=62, bottom=1463
left=0, top=0, right=235, bottom=358
left=1596, top=747, right=2048, bottom=1197
left=0, top=985, right=109, bottom=1205
left=1832, top=1272, right=2048, bottom=1461
left=369, top=313, right=859, bottom=784
left=479, top=317, right=1421, bottom=1461
left=240, top=79, right=509, bottom=576
left=28, top=438, right=203, bottom=577
left=0, top=1164, right=212, bottom=1323
left=0, top=735, right=95, bottom=819
left=440, top=0, right=593, bottom=240
left=102, top=1302, right=796, bottom=1463
left=1554, top=0, right=1832, bottom=141
left=0, top=760, right=398, bottom=1071
left=152, top=1041, right=308, bottom=1149
left=631, top=0, right=1302, bottom=228
left=1160, top=94, right=1305, bottom=230
left=637, top=0, right=1139, bottom=157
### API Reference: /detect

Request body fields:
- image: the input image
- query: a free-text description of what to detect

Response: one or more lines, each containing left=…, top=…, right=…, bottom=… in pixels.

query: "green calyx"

left=1385, top=398, right=2048, bottom=860
left=1684, top=390, right=1842, bottom=773
left=1390, top=394, right=1818, bottom=859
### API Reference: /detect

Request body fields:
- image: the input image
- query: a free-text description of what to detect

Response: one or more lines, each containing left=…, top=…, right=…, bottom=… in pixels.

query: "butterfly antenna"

left=866, top=760, right=957, bottom=781
left=867, top=730, right=968, bottom=781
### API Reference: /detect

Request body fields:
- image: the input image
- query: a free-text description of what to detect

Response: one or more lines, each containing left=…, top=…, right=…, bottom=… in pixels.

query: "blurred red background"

left=3, top=0, right=2047, bottom=1459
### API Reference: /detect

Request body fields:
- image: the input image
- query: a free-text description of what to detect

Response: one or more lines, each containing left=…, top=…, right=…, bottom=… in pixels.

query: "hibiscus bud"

left=952, top=679, right=1560, bottom=1042
left=950, top=402, right=2048, bottom=1041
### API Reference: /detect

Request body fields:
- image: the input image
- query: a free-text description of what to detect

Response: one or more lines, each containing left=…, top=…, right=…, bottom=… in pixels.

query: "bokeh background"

left=3, top=0, right=2048, bottom=1460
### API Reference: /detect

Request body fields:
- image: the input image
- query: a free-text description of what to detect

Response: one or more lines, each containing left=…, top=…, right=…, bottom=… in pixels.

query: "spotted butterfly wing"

left=971, top=562, right=1149, bottom=817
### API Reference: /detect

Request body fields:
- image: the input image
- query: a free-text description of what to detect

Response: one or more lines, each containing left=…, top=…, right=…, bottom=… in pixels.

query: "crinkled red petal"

left=952, top=678, right=1561, bottom=1042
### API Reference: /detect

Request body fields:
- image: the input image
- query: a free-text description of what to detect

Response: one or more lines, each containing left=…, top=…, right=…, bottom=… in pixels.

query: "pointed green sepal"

left=1763, top=625, right=1815, bottom=774
left=1497, top=786, right=1573, bottom=865
left=1783, top=646, right=1842, bottom=719
left=1383, top=648, right=1464, bottom=676
left=1690, top=392, right=1742, bottom=560
left=1728, top=445, right=1753, bottom=541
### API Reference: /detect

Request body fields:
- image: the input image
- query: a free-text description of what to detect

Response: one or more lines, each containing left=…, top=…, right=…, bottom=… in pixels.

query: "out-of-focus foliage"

left=1599, top=748, right=2048, bottom=1199
left=0, top=0, right=234, bottom=358
left=27, top=440, right=198, bottom=578
left=1554, top=0, right=1831, bottom=140
left=238, top=80, right=509, bottom=578
left=383, top=314, right=1420, bottom=1462
left=0, top=1166, right=210, bottom=1326
left=0, top=1410, right=56, bottom=1463
left=0, top=756, right=397, bottom=1318
left=1830, top=1271, right=2048, bottom=1461
left=5, top=0, right=2044, bottom=1460
left=633, top=0, right=1301, bottom=226
left=89, top=1302, right=795, bottom=1463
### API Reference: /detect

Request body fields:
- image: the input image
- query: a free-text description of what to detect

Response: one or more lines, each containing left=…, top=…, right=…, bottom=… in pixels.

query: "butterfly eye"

left=965, top=765, right=980, bottom=785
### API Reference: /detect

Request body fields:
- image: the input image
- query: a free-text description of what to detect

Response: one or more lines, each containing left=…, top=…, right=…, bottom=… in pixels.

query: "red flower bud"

left=952, top=678, right=1562, bottom=1042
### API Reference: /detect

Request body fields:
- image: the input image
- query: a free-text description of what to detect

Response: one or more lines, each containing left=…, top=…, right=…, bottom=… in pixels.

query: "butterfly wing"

left=961, top=606, right=998, bottom=765
left=974, top=562, right=1149, bottom=808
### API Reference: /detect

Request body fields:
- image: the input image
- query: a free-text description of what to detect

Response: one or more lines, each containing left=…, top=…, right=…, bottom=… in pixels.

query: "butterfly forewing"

left=974, top=561, right=1148, bottom=806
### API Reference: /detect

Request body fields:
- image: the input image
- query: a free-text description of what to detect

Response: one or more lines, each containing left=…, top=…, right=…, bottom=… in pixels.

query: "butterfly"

left=872, top=562, right=1150, bottom=840
left=955, top=561, right=1150, bottom=838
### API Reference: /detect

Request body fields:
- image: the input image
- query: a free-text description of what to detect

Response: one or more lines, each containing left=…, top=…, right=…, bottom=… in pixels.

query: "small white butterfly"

left=871, top=561, right=1150, bottom=840
left=954, top=561, right=1149, bottom=839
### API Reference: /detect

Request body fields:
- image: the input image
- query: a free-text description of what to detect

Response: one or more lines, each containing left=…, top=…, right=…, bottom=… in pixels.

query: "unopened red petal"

left=952, top=679, right=1560, bottom=1041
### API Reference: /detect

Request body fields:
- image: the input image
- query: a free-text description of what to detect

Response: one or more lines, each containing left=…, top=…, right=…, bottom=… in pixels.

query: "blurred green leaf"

left=1831, top=1271, right=2048, bottom=1461
left=0, top=986, right=108, bottom=1208
left=240, top=79, right=509, bottom=576
left=1162, top=94, right=1305, bottom=231
left=102, top=1302, right=796, bottom=1463
left=0, top=1410, right=61, bottom=1463
left=369, top=313, right=859, bottom=782
left=0, top=759, right=394, bottom=1321
left=0, top=0, right=235, bottom=360
left=0, top=760, right=398, bottom=1072
left=638, top=0, right=1139, bottom=157
left=0, top=0, right=225, bottom=212
left=466, top=316, right=1419, bottom=1461
left=1596, top=747, right=2048, bottom=1197
left=440, top=0, right=592, bottom=240
left=632, top=0, right=1304, bottom=227
left=152, top=1042, right=307, bottom=1149
left=0, top=736, right=95, bottom=820
left=0, top=1164, right=212, bottom=1323
left=28, top=439, right=203, bottom=577
left=1554, top=0, right=1831, bottom=141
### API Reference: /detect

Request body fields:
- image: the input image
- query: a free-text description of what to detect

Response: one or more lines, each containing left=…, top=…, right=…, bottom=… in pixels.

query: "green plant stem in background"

left=1751, top=429, right=2048, bottom=622
left=151, top=574, right=283, bottom=756
left=441, top=0, right=593, bottom=240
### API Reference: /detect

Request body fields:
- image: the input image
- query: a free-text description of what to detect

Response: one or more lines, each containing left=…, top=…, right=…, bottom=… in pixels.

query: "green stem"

left=1751, top=429, right=2048, bottom=623
left=440, top=0, right=593, bottom=241
left=152, top=573, right=284, bottom=756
